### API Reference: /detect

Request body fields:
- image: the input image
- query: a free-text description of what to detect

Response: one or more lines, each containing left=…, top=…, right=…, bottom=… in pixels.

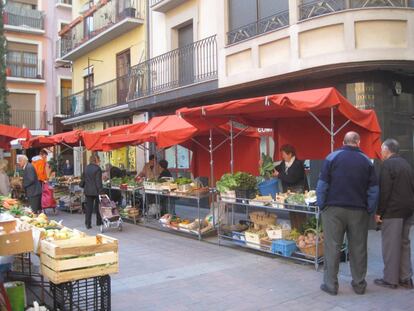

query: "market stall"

left=177, top=87, right=381, bottom=267
left=101, top=115, right=260, bottom=239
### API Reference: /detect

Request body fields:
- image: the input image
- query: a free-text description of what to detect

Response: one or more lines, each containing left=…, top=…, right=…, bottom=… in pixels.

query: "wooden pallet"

left=40, top=234, right=118, bottom=284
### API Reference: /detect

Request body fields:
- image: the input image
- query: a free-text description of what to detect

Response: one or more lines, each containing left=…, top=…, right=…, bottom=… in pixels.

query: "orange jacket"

left=32, top=158, right=47, bottom=182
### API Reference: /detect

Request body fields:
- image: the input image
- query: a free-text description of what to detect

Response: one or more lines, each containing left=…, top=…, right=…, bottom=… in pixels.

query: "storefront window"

left=164, top=145, right=192, bottom=177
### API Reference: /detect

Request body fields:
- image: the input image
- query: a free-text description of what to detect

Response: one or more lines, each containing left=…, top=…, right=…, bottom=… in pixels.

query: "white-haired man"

left=18, top=155, right=42, bottom=214
left=375, top=138, right=414, bottom=289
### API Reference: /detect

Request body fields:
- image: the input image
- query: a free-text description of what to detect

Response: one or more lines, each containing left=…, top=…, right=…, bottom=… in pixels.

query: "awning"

left=0, top=124, right=32, bottom=150
left=51, top=130, right=84, bottom=147
left=82, top=123, right=146, bottom=151
left=22, top=136, right=56, bottom=149
left=178, top=87, right=382, bottom=159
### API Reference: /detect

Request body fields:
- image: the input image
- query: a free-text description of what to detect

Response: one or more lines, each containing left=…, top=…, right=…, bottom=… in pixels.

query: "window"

left=6, top=49, right=38, bottom=78
left=227, top=0, right=289, bottom=44
left=164, top=145, right=192, bottom=178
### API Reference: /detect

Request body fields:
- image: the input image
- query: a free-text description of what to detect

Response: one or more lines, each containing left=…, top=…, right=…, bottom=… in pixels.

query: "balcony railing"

left=227, top=10, right=289, bottom=45
left=58, top=0, right=143, bottom=58
left=128, top=35, right=217, bottom=100
left=62, top=75, right=129, bottom=117
left=3, top=4, right=44, bottom=30
left=299, top=0, right=412, bottom=21
left=6, top=57, right=43, bottom=79
left=4, top=110, right=48, bottom=130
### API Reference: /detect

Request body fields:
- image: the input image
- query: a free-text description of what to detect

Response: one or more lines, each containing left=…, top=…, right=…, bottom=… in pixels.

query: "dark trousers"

left=322, top=206, right=369, bottom=292
left=85, top=195, right=102, bottom=227
left=381, top=215, right=413, bottom=285
left=29, top=195, right=42, bottom=213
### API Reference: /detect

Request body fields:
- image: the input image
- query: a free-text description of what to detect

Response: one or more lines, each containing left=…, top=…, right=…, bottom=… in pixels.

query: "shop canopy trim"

left=0, top=124, right=32, bottom=150
left=178, top=87, right=382, bottom=159
left=51, top=130, right=84, bottom=147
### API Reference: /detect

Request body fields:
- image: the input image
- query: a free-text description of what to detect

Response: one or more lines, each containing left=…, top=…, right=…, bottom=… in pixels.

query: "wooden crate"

left=0, top=229, right=34, bottom=256
left=40, top=234, right=118, bottom=284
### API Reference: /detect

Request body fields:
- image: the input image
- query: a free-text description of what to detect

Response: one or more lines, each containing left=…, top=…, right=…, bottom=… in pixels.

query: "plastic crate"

left=271, top=240, right=297, bottom=257
left=50, top=275, right=111, bottom=311
left=231, top=231, right=246, bottom=246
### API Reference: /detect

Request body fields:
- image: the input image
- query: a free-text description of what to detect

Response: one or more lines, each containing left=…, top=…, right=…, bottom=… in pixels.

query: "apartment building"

left=127, top=0, right=414, bottom=167
left=58, top=0, right=146, bottom=170
left=4, top=0, right=48, bottom=135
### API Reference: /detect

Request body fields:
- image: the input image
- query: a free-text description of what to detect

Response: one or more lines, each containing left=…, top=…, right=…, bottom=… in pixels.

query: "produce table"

left=142, top=189, right=215, bottom=240
left=54, top=182, right=83, bottom=214
left=104, top=184, right=143, bottom=224
left=217, top=197, right=325, bottom=269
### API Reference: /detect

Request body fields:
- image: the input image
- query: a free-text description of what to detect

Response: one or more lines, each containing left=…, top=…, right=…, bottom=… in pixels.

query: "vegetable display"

left=175, top=177, right=192, bottom=185
left=216, top=173, right=238, bottom=193
left=234, top=172, right=257, bottom=191
left=259, top=153, right=275, bottom=180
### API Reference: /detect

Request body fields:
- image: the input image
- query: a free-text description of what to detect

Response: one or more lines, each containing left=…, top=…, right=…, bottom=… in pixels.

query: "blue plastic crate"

left=271, top=240, right=297, bottom=257
left=232, top=231, right=246, bottom=246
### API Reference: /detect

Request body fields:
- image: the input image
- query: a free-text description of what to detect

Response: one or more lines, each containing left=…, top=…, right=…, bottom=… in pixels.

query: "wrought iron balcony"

left=6, top=56, right=44, bottom=80
left=4, top=110, right=48, bottom=130
left=227, top=10, right=289, bottom=45
left=58, top=0, right=144, bottom=60
left=3, top=3, right=44, bottom=31
left=128, top=35, right=217, bottom=100
left=62, top=75, right=129, bottom=117
left=299, top=0, right=412, bottom=21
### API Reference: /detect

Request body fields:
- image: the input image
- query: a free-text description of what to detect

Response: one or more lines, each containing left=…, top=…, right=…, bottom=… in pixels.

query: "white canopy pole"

left=230, top=120, right=234, bottom=174
left=209, top=129, right=214, bottom=187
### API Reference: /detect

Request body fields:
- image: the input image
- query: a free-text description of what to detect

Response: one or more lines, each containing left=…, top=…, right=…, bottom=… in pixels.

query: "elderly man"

left=316, top=131, right=379, bottom=295
left=374, top=139, right=414, bottom=289
left=18, top=155, right=42, bottom=214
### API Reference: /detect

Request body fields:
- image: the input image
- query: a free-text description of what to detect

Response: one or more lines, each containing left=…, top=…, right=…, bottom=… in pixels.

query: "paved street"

left=50, top=212, right=414, bottom=311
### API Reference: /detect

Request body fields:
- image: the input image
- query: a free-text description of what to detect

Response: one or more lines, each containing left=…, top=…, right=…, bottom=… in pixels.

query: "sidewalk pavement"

left=51, top=212, right=414, bottom=311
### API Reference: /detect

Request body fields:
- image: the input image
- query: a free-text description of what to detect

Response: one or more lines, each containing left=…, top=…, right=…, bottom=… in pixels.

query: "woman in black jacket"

left=274, top=144, right=308, bottom=230
left=275, top=144, right=307, bottom=193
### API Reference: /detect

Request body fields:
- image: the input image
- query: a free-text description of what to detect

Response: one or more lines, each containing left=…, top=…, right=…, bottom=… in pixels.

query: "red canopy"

left=22, top=136, right=56, bottom=149
left=102, top=116, right=198, bottom=150
left=0, top=124, right=32, bottom=150
left=51, top=130, right=84, bottom=147
left=82, top=123, right=146, bottom=151
left=178, top=87, right=382, bottom=159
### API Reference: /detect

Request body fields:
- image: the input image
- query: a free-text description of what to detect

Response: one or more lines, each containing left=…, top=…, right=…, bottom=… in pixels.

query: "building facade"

left=127, top=0, right=414, bottom=169
left=58, top=0, right=146, bottom=172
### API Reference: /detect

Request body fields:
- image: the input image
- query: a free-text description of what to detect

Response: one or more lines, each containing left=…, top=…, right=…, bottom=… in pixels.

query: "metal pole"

left=209, top=129, right=214, bottom=187
left=230, top=120, right=234, bottom=174
left=79, top=141, right=83, bottom=175
left=330, top=107, right=334, bottom=153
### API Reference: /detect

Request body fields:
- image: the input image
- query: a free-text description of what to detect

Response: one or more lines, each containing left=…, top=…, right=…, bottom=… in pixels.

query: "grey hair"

left=382, top=138, right=399, bottom=154
left=17, top=155, right=28, bottom=162
left=343, top=131, right=360, bottom=146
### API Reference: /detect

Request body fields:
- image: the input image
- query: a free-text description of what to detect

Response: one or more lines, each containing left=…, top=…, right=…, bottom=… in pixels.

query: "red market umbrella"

left=22, top=136, right=55, bottom=149
left=82, top=123, right=146, bottom=151
left=0, top=124, right=32, bottom=150
left=50, top=129, right=84, bottom=147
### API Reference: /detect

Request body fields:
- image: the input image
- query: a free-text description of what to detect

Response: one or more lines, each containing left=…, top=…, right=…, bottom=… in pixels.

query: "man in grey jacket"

left=81, top=154, right=103, bottom=229
left=18, top=155, right=42, bottom=214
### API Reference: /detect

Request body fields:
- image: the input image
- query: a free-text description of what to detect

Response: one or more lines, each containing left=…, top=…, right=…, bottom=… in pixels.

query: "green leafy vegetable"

left=216, top=173, right=238, bottom=193
left=175, top=177, right=192, bottom=185
left=259, top=153, right=275, bottom=180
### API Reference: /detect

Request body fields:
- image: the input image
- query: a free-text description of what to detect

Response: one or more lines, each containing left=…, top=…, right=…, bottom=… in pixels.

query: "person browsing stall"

left=32, top=149, right=48, bottom=183
left=81, top=154, right=103, bottom=229
left=374, top=139, right=414, bottom=290
left=0, top=159, right=10, bottom=196
left=18, top=155, right=42, bottom=214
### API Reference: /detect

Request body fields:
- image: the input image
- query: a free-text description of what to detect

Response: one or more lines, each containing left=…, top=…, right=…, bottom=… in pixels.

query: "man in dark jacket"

left=82, top=154, right=103, bottom=229
left=18, top=155, right=42, bottom=214
left=374, top=138, right=414, bottom=289
left=316, top=131, right=379, bottom=296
